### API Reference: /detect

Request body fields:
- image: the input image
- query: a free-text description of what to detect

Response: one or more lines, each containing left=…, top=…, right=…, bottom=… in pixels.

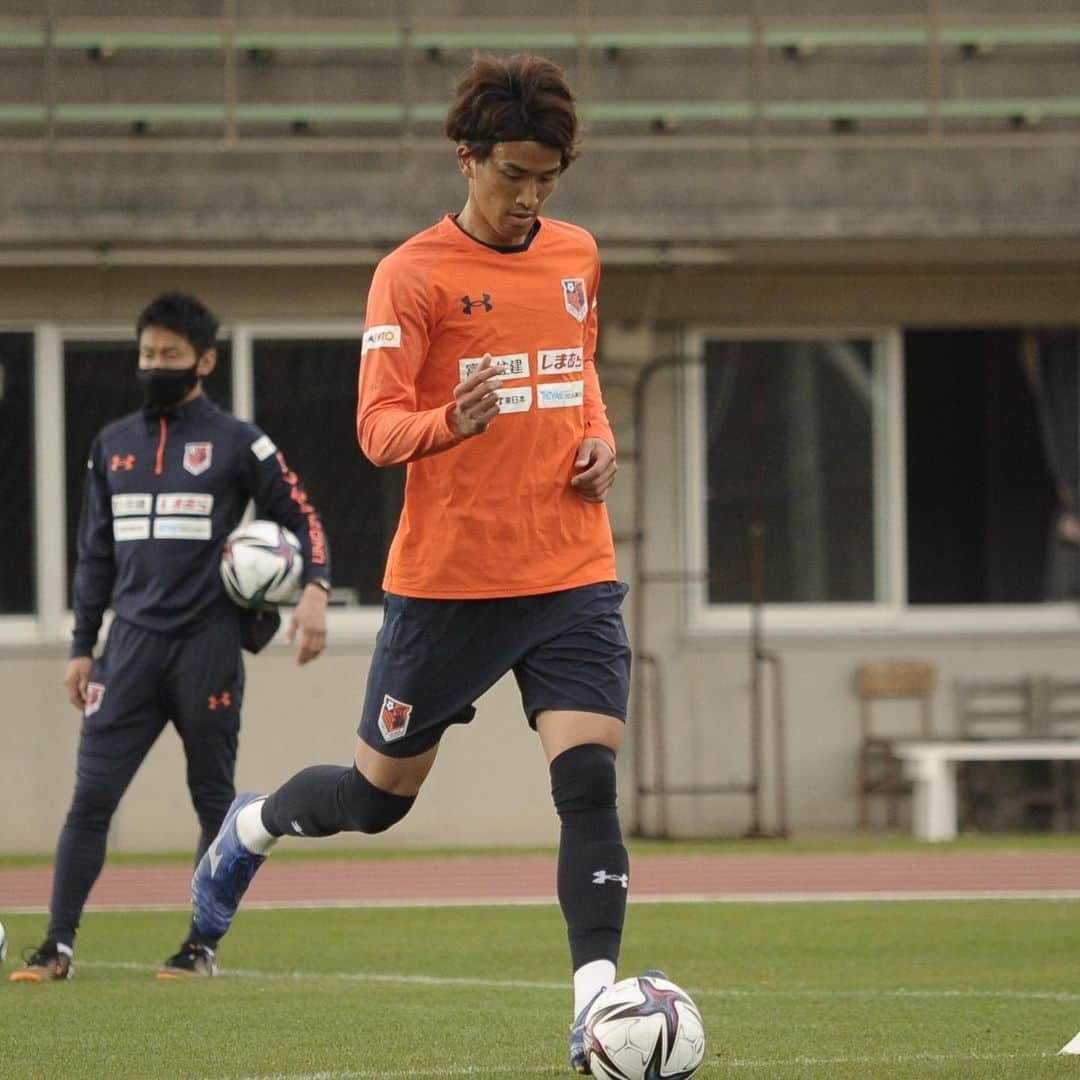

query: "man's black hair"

left=136, top=292, right=219, bottom=357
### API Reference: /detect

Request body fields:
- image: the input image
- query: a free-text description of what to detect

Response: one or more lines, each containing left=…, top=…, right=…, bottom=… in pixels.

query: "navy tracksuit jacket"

left=48, top=393, right=331, bottom=945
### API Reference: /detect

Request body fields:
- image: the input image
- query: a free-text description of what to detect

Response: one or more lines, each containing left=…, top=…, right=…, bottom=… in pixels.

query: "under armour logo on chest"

left=461, top=293, right=493, bottom=315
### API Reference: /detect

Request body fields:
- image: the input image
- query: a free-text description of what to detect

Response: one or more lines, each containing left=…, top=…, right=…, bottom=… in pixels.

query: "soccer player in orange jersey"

left=190, top=55, right=630, bottom=1074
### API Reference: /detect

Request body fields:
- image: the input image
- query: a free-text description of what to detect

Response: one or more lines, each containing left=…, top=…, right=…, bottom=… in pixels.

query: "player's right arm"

left=357, top=256, right=501, bottom=464
left=67, top=437, right=116, bottom=708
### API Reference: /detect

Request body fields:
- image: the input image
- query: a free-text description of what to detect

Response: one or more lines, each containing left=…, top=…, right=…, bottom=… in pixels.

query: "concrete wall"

left=3, top=258, right=1080, bottom=851
left=3, top=2, right=1080, bottom=851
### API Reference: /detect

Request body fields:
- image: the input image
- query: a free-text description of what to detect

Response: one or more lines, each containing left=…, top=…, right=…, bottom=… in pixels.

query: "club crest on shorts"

left=183, top=442, right=213, bottom=476
left=561, top=278, right=588, bottom=322
left=84, top=682, right=106, bottom=717
left=379, top=694, right=413, bottom=742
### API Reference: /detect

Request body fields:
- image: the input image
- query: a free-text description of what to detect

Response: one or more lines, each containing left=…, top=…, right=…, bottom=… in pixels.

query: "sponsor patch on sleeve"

left=251, top=435, right=277, bottom=461
left=361, top=324, right=402, bottom=356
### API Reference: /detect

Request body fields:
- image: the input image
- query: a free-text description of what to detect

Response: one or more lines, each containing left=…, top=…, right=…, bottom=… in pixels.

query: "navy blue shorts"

left=357, top=581, right=631, bottom=757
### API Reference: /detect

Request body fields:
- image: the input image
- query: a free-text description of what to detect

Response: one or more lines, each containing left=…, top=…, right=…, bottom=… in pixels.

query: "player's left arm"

left=571, top=258, right=618, bottom=503
left=245, top=433, right=330, bottom=664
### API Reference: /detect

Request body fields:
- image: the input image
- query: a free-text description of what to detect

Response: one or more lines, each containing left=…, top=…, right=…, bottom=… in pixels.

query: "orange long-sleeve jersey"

left=357, top=213, right=618, bottom=599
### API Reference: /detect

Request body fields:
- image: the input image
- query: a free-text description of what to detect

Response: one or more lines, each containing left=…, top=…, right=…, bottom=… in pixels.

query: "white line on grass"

left=722, top=1050, right=1056, bottom=1071
left=10, top=888, right=1080, bottom=917
left=83, top=960, right=1080, bottom=1003
left=208, top=1050, right=1059, bottom=1080
left=215, top=1070, right=562, bottom=1080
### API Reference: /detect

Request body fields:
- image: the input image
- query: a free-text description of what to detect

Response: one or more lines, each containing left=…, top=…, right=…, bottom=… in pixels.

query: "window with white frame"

left=251, top=337, right=403, bottom=607
left=904, top=328, right=1080, bottom=604
left=0, top=333, right=35, bottom=614
left=0, top=323, right=408, bottom=644
left=689, top=327, right=1080, bottom=623
left=694, top=334, right=885, bottom=605
left=62, top=337, right=233, bottom=602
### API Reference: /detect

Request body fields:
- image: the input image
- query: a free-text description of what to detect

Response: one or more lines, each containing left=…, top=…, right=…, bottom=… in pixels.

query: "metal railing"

left=1, top=11, right=1079, bottom=152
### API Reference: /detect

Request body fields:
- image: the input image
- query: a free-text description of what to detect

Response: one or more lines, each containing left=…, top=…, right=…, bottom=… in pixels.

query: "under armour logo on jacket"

left=592, top=870, right=629, bottom=888
left=461, top=293, right=493, bottom=315
left=110, top=454, right=136, bottom=471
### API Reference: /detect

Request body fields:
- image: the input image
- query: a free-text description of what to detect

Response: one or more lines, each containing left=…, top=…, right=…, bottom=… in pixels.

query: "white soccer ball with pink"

left=584, top=972, right=706, bottom=1079
left=219, top=519, right=303, bottom=609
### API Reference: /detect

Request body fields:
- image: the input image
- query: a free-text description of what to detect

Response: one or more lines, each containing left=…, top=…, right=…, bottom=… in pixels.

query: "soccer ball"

left=584, top=973, right=706, bottom=1080
left=0, top=919, right=6, bottom=966
left=220, top=520, right=303, bottom=609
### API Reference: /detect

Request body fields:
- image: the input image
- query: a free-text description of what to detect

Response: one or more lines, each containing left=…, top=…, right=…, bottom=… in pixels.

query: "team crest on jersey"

left=183, top=442, right=213, bottom=476
left=379, top=694, right=413, bottom=742
left=84, top=682, right=106, bottom=717
left=561, top=278, right=588, bottom=322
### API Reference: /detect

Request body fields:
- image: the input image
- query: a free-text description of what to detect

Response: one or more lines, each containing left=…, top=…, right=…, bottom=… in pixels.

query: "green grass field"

left=4, top=894, right=1080, bottom=1078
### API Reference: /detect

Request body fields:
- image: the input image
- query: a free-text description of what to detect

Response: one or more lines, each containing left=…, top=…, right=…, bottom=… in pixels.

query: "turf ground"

left=4, top=885, right=1080, bottom=1078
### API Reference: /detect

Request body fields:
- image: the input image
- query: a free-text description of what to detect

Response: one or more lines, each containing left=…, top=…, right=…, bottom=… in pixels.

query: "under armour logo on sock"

left=290, top=819, right=305, bottom=836
left=592, top=870, right=629, bottom=888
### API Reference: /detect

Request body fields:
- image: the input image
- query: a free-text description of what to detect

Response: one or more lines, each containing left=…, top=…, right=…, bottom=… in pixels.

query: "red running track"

left=4, top=851, right=1080, bottom=912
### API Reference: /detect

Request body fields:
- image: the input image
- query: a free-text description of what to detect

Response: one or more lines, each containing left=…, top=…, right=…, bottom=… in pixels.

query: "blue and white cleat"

left=569, top=989, right=603, bottom=1075
left=192, top=791, right=267, bottom=941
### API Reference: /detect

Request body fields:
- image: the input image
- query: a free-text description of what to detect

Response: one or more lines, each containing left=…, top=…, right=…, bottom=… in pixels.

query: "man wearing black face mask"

left=11, top=291, right=332, bottom=984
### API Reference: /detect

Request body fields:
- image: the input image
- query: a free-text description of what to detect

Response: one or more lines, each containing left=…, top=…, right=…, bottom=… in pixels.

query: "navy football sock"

left=550, top=744, right=629, bottom=970
left=260, top=764, right=415, bottom=838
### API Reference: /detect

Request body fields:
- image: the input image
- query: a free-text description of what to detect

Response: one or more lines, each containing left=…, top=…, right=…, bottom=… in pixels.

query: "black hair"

left=445, top=53, right=579, bottom=171
left=136, top=292, right=219, bottom=356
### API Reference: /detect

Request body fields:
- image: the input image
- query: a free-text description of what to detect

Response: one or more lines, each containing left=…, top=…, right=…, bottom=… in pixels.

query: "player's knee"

left=67, top=783, right=122, bottom=830
left=550, top=743, right=618, bottom=817
left=338, top=765, right=415, bottom=834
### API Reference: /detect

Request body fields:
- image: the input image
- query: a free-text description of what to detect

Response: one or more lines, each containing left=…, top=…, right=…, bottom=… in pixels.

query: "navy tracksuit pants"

left=49, top=614, right=245, bottom=947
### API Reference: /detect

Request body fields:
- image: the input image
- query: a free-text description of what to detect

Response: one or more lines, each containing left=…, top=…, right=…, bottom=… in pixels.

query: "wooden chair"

left=1042, top=678, right=1080, bottom=830
left=955, top=676, right=1045, bottom=831
left=855, top=661, right=936, bottom=830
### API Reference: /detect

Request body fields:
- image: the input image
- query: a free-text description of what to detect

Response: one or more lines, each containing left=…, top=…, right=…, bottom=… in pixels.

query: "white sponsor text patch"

left=496, top=387, right=533, bottom=414
left=113, top=518, right=151, bottom=541
left=156, top=493, right=213, bottom=515
left=537, top=380, right=584, bottom=409
left=111, top=494, right=152, bottom=517
left=251, top=435, right=277, bottom=461
left=153, top=517, right=213, bottom=540
left=538, top=348, right=583, bottom=374
left=361, top=324, right=402, bottom=356
left=458, top=353, right=530, bottom=381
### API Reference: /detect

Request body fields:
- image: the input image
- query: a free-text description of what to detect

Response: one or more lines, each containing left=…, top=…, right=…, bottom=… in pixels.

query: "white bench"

left=892, top=739, right=1080, bottom=841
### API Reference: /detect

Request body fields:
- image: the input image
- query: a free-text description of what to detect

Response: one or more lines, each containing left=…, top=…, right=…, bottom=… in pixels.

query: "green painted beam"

left=764, top=28, right=927, bottom=48
left=766, top=99, right=928, bottom=120
left=6, top=22, right=1080, bottom=55
left=0, top=28, right=47, bottom=48
left=410, top=30, right=579, bottom=49
left=942, top=97, right=1080, bottom=118
left=236, top=102, right=405, bottom=123
left=234, top=30, right=403, bottom=50
left=3, top=95, right=1075, bottom=129
left=940, top=26, right=1080, bottom=47
left=53, top=29, right=224, bottom=49
left=588, top=101, right=752, bottom=121
left=587, top=30, right=753, bottom=48
left=54, top=102, right=227, bottom=123
left=0, top=103, right=47, bottom=122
